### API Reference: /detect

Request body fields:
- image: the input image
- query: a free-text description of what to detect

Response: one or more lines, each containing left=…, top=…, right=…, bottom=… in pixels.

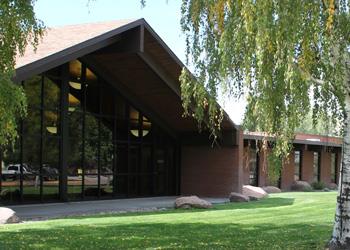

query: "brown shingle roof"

left=15, top=19, right=137, bottom=69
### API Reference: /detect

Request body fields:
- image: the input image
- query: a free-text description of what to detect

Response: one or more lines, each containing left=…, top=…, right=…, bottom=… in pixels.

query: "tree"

left=179, top=0, right=349, bottom=249
left=0, top=0, right=44, bottom=147
left=295, top=111, right=342, bottom=136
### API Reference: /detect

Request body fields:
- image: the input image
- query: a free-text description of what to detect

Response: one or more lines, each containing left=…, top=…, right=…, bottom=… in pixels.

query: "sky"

left=34, top=0, right=246, bottom=124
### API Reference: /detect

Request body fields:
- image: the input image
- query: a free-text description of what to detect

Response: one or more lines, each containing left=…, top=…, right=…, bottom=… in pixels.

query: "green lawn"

left=0, top=192, right=338, bottom=249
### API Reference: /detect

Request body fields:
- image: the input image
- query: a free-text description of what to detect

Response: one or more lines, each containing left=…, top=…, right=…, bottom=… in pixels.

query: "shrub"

left=311, top=181, right=326, bottom=190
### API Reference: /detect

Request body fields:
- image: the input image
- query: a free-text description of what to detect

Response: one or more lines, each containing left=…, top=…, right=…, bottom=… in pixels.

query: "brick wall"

left=181, top=132, right=243, bottom=197
left=301, top=150, right=314, bottom=183
left=280, top=153, right=295, bottom=190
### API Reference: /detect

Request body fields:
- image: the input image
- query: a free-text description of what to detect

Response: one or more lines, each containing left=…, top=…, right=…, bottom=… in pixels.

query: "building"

left=0, top=19, right=342, bottom=204
left=0, top=19, right=242, bottom=204
left=243, top=132, right=342, bottom=189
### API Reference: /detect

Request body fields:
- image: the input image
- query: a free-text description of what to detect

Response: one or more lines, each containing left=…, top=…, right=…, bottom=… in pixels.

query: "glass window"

left=44, top=77, right=60, bottom=110
left=249, top=149, right=258, bottom=186
left=313, top=152, right=320, bottom=182
left=331, top=153, right=337, bottom=184
left=23, top=75, right=42, bottom=110
left=294, top=151, right=301, bottom=181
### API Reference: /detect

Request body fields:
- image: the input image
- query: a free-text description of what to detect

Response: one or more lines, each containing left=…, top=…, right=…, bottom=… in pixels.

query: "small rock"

left=243, top=185, right=268, bottom=199
left=262, top=186, right=281, bottom=194
left=174, top=196, right=212, bottom=209
left=0, top=207, right=21, bottom=224
left=291, top=181, right=312, bottom=192
left=327, top=183, right=338, bottom=190
left=229, top=192, right=249, bottom=202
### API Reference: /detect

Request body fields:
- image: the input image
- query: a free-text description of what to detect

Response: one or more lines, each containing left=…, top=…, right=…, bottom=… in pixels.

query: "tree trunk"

left=328, top=94, right=350, bottom=249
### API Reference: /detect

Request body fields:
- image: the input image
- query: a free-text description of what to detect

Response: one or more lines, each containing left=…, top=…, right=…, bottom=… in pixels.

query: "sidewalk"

left=8, top=196, right=228, bottom=220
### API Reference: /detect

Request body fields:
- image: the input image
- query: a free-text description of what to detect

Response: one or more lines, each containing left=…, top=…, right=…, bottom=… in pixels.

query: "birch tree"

left=179, top=0, right=350, bottom=248
left=0, top=0, right=44, bottom=147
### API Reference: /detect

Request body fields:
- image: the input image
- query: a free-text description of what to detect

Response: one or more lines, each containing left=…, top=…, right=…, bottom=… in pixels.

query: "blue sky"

left=34, top=0, right=245, bottom=124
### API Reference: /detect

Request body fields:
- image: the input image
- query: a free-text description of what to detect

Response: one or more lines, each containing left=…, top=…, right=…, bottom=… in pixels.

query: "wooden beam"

left=137, top=51, right=180, bottom=96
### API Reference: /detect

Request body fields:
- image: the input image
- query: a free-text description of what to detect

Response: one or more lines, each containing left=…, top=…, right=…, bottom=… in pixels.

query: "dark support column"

left=59, top=64, right=69, bottom=201
left=20, top=82, right=24, bottom=202
left=176, top=143, right=181, bottom=195
left=81, top=65, right=87, bottom=199
left=97, top=80, right=101, bottom=198
left=256, top=151, right=260, bottom=186
left=40, top=75, right=44, bottom=201
left=126, top=105, right=130, bottom=197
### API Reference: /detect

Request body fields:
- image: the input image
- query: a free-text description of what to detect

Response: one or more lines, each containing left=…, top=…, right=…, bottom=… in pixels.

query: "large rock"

left=174, top=196, right=212, bottom=209
left=262, top=186, right=281, bottom=194
left=291, top=181, right=312, bottom=191
left=242, top=185, right=268, bottom=199
left=0, top=207, right=21, bottom=224
left=229, top=192, right=249, bottom=202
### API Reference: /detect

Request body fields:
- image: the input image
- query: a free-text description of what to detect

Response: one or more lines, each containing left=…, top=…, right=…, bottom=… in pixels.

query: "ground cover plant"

left=0, top=192, right=337, bottom=249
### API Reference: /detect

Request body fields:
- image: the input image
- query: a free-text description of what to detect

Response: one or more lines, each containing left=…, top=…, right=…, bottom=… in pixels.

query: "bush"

left=311, top=181, right=326, bottom=190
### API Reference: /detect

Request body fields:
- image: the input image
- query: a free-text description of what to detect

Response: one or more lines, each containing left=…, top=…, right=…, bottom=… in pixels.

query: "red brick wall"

left=258, top=149, right=269, bottom=187
left=181, top=132, right=243, bottom=197
left=280, top=153, right=295, bottom=190
left=301, top=150, right=314, bottom=183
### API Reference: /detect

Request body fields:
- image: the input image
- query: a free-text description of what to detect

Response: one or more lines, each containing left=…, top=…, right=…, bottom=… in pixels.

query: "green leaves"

left=180, top=0, right=349, bottom=178
left=0, top=0, right=44, bottom=147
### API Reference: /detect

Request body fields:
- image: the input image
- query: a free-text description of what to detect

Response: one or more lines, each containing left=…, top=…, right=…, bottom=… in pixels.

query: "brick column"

left=301, top=150, right=314, bottom=183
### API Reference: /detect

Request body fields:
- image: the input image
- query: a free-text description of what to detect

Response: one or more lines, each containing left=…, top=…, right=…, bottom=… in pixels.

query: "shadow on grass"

left=0, top=220, right=330, bottom=249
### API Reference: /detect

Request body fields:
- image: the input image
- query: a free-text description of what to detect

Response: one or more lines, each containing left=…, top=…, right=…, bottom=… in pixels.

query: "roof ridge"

left=47, top=18, right=141, bottom=30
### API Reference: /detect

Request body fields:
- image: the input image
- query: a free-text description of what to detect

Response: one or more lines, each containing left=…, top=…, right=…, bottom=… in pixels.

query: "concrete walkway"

left=8, top=197, right=228, bottom=220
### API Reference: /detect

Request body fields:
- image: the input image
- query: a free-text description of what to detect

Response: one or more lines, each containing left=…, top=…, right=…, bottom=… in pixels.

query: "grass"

left=0, top=192, right=337, bottom=249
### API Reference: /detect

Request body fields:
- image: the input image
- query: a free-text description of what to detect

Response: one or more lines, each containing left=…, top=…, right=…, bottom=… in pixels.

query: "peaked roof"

left=14, top=18, right=239, bottom=136
left=16, top=19, right=138, bottom=69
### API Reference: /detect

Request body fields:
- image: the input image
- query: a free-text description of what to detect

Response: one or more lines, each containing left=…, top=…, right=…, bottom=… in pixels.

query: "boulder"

left=327, top=183, right=338, bottom=190
left=262, top=186, right=281, bottom=194
left=242, top=185, right=268, bottom=199
left=229, top=192, right=249, bottom=202
left=174, top=196, right=212, bottom=209
left=291, top=181, right=312, bottom=191
left=0, top=207, right=21, bottom=224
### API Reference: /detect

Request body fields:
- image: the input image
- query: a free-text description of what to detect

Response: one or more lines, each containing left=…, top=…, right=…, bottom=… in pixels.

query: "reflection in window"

left=0, top=141, right=21, bottom=203
left=294, top=151, right=301, bottom=181
left=249, top=149, right=258, bottom=186
left=129, top=107, right=151, bottom=137
left=331, top=153, right=337, bottom=184
left=313, top=152, right=320, bottom=182
left=1, top=60, right=178, bottom=204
